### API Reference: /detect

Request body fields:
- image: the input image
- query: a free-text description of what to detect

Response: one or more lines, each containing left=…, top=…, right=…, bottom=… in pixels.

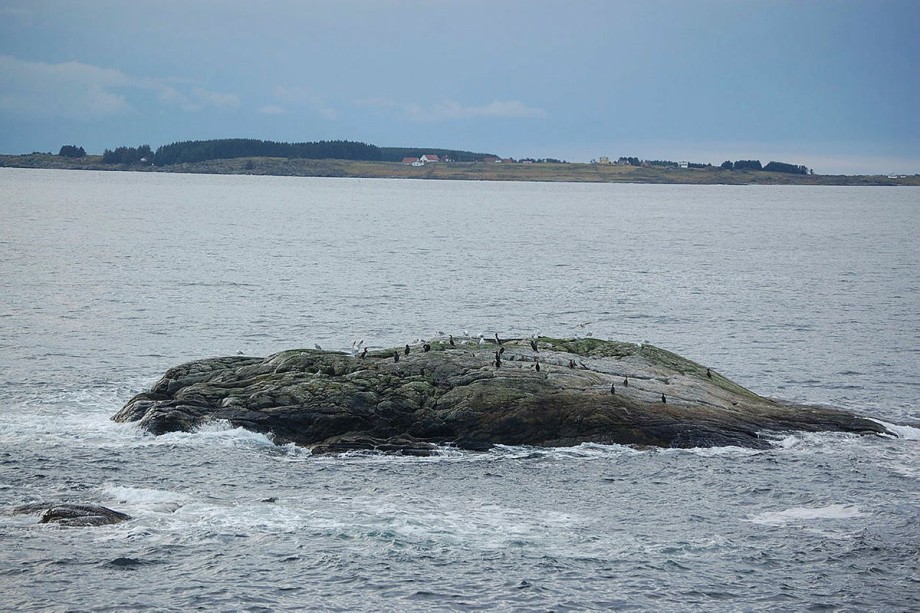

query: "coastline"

left=2, top=153, right=918, bottom=186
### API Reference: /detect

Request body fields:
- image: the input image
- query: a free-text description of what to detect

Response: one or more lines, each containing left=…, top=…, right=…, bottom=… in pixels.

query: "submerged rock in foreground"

left=113, top=338, right=888, bottom=454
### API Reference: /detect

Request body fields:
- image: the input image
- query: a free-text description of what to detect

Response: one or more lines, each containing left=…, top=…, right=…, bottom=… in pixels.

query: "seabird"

left=623, top=376, right=629, bottom=387
left=495, top=332, right=503, bottom=345
left=449, top=335, right=455, bottom=346
left=530, top=339, right=539, bottom=352
left=610, top=383, right=615, bottom=395
left=706, top=368, right=712, bottom=379
left=393, top=351, right=400, bottom=363
left=423, top=343, right=431, bottom=352
left=568, top=359, right=576, bottom=369
left=535, top=360, right=540, bottom=372
left=494, top=351, right=502, bottom=368
left=404, top=344, right=410, bottom=356
left=661, top=394, right=667, bottom=404
left=314, top=344, right=322, bottom=350
left=361, top=347, right=367, bottom=358
left=498, top=346, right=505, bottom=355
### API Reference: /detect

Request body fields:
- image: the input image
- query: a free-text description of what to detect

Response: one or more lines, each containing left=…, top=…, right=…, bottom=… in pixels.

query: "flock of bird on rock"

left=324, top=330, right=704, bottom=407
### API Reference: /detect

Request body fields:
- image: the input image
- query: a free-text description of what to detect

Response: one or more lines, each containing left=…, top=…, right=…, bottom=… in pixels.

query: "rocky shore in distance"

left=112, top=337, right=890, bottom=455
left=3, top=154, right=918, bottom=186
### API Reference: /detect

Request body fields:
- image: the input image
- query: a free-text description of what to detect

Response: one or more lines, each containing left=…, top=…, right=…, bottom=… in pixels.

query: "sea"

left=1, top=168, right=918, bottom=611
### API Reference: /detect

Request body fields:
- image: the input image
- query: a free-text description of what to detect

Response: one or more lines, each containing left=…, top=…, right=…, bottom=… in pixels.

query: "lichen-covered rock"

left=112, top=337, right=889, bottom=454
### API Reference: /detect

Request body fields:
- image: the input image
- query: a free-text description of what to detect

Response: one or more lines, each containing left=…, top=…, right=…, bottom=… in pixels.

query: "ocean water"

left=1, top=168, right=918, bottom=611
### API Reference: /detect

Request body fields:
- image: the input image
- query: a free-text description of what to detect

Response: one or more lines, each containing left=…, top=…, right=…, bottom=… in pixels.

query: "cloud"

left=258, top=104, right=287, bottom=115
left=0, top=55, right=239, bottom=120
left=357, top=98, right=548, bottom=122
left=271, top=85, right=338, bottom=120
left=189, top=86, right=239, bottom=110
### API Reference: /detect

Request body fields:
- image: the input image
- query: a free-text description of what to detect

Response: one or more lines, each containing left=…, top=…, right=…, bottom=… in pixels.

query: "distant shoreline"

left=2, top=153, right=917, bottom=186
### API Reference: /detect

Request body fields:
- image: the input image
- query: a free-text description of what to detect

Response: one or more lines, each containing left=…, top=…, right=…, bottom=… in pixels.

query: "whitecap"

left=101, top=484, right=190, bottom=506
left=136, top=420, right=277, bottom=449
left=747, top=504, right=864, bottom=526
left=872, top=419, right=920, bottom=441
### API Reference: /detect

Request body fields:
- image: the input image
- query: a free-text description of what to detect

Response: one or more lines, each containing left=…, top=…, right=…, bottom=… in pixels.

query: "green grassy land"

left=2, top=153, right=917, bottom=186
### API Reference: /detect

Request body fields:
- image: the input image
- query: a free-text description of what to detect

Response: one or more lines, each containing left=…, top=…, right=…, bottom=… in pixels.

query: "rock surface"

left=113, top=337, right=889, bottom=454
left=13, top=503, right=132, bottom=526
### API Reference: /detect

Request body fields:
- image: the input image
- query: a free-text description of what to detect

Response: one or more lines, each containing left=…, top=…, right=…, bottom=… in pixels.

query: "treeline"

left=720, top=160, right=810, bottom=174
left=612, top=156, right=711, bottom=168
left=378, top=147, right=497, bottom=163
left=152, top=139, right=382, bottom=166
left=95, top=139, right=498, bottom=166
left=102, top=144, right=153, bottom=164
left=58, top=145, right=86, bottom=158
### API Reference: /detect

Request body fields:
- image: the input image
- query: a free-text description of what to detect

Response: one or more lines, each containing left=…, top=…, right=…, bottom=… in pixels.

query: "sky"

left=1, top=0, right=918, bottom=174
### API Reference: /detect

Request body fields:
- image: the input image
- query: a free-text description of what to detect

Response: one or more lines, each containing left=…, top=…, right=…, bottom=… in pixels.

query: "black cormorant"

left=404, top=344, right=410, bottom=356
left=623, top=376, right=629, bottom=387
left=661, top=394, right=666, bottom=404
left=530, top=339, right=539, bottom=352
left=393, top=351, right=400, bottom=363
left=610, top=383, right=616, bottom=395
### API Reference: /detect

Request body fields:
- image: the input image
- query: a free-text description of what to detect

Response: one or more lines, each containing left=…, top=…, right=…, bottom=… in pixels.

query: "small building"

left=419, top=154, right=440, bottom=163
left=678, top=161, right=689, bottom=169
left=597, top=156, right=611, bottom=165
left=402, top=157, right=419, bottom=165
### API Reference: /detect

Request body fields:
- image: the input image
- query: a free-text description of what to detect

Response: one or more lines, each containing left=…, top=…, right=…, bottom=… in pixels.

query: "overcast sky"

left=1, top=0, right=917, bottom=173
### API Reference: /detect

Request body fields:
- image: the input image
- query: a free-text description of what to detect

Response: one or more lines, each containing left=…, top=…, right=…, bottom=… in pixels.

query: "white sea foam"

left=747, top=504, right=864, bottom=526
left=102, top=484, right=191, bottom=506
left=664, top=444, right=766, bottom=458
left=873, top=419, right=920, bottom=441
left=137, top=420, right=277, bottom=448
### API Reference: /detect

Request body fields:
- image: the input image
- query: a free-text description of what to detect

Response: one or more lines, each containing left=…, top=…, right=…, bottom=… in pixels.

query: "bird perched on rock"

left=393, top=351, right=400, bottom=363
left=610, top=383, right=616, bottom=395
left=706, top=368, right=712, bottom=379
left=661, top=394, right=667, bottom=404
left=449, top=335, right=455, bottom=346
left=623, top=376, right=629, bottom=387
left=530, top=339, right=539, bottom=352
left=423, top=343, right=431, bottom=352
left=494, top=351, right=502, bottom=368
left=404, top=344, right=410, bottom=356
left=495, top=332, right=503, bottom=345
left=361, top=347, right=368, bottom=358
left=535, top=360, right=540, bottom=372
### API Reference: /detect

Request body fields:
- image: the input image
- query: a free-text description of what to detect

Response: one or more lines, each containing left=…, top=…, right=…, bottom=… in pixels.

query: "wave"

left=872, top=419, right=920, bottom=441
left=747, top=504, right=864, bottom=526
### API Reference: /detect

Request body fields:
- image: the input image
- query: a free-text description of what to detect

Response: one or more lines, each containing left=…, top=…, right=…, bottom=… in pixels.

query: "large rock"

left=112, top=337, right=889, bottom=454
left=13, top=503, right=131, bottom=526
